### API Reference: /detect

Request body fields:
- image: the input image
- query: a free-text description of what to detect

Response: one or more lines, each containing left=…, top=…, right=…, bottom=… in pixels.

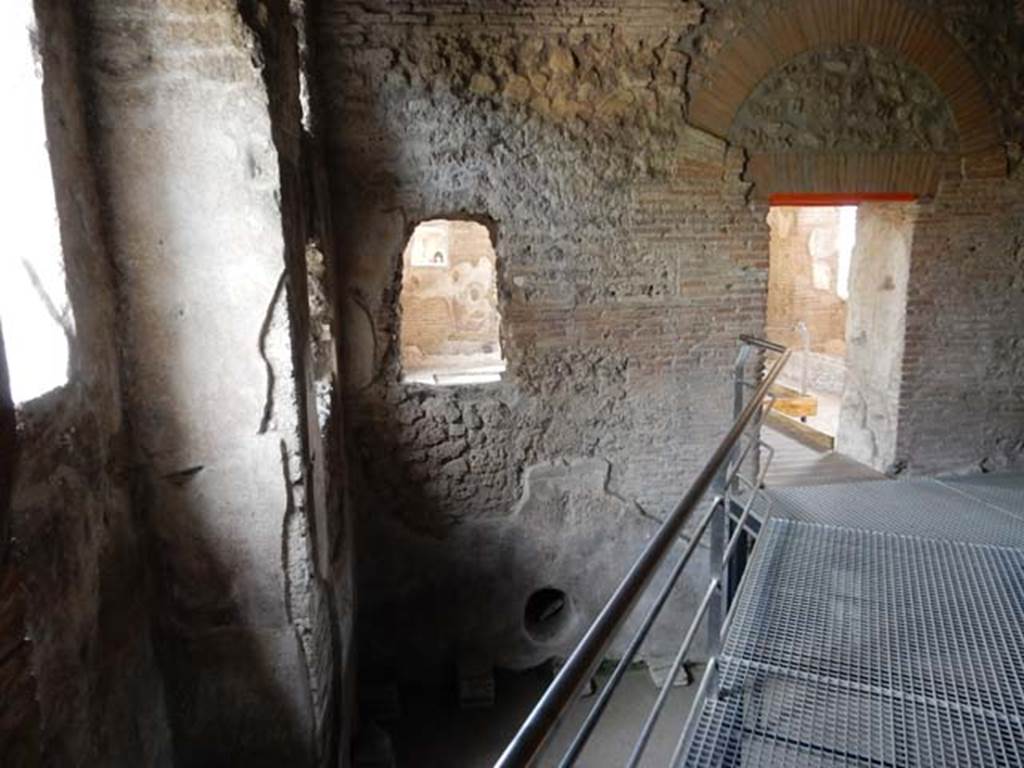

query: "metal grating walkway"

left=680, top=475, right=1024, bottom=767
left=765, top=477, right=1024, bottom=548
left=762, top=428, right=885, bottom=488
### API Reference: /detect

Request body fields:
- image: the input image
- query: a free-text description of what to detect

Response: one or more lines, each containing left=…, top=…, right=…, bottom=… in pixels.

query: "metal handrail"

left=495, top=337, right=790, bottom=768
left=739, top=333, right=787, bottom=354
left=626, top=575, right=717, bottom=767
left=721, top=444, right=774, bottom=567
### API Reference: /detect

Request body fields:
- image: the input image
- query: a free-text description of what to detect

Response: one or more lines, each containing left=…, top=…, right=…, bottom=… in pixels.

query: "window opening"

left=399, top=220, right=505, bottom=386
left=0, top=3, right=73, bottom=404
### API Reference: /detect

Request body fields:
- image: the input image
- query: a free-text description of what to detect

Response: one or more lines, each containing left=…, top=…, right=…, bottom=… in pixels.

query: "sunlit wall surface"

left=0, top=2, right=73, bottom=403
left=836, top=205, right=858, bottom=302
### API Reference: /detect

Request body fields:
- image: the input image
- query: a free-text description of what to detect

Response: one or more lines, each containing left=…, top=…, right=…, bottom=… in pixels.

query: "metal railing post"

left=708, top=343, right=752, bottom=655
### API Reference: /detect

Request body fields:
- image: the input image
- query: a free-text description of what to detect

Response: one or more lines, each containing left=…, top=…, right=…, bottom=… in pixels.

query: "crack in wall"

left=258, top=269, right=288, bottom=435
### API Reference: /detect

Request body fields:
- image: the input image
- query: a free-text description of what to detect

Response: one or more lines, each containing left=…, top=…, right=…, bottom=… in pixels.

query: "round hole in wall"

left=524, top=587, right=572, bottom=643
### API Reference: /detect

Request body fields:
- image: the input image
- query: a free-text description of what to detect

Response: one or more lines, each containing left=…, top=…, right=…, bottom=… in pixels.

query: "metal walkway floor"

left=762, top=428, right=884, bottom=488
left=679, top=473, right=1024, bottom=767
left=768, top=475, right=1024, bottom=547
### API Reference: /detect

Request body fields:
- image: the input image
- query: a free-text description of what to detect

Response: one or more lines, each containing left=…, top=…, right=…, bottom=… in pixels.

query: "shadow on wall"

left=354, top=390, right=704, bottom=685
left=111, top=119, right=320, bottom=768
left=0, top=322, right=43, bottom=765
left=146, top=474, right=317, bottom=766
left=1, top=323, right=13, bottom=551
left=116, top=245, right=322, bottom=764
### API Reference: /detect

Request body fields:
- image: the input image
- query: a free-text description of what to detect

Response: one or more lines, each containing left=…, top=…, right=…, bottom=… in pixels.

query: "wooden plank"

left=770, top=383, right=819, bottom=418
left=774, top=397, right=818, bottom=419
left=766, top=410, right=834, bottom=453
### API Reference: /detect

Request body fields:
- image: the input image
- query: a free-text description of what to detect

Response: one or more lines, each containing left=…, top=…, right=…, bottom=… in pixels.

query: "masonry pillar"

left=837, top=203, right=915, bottom=471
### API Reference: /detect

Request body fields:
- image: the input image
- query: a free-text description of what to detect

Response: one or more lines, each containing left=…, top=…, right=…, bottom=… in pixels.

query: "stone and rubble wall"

left=316, top=0, right=769, bottom=682
left=731, top=45, right=958, bottom=154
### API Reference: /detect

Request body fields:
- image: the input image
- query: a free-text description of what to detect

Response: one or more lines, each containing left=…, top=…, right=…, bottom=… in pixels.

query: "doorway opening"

left=766, top=206, right=854, bottom=442
left=766, top=195, right=917, bottom=472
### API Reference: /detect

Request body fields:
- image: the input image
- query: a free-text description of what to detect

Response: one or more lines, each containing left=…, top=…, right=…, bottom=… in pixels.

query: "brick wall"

left=897, top=177, right=1024, bottom=474
left=693, top=0, right=1024, bottom=475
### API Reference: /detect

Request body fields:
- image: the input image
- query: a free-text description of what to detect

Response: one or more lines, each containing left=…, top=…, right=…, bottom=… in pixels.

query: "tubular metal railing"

left=495, top=336, right=790, bottom=768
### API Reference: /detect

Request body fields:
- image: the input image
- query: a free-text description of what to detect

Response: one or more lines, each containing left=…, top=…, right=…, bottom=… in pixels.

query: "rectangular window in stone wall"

left=400, top=220, right=504, bottom=385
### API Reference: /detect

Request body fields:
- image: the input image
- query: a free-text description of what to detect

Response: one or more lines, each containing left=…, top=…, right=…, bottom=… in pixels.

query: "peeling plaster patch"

left=306, top=243, right=335, bottom=429
left=494, top=455, right=710, bottom=668
left=279, top=437, right=330, bottom=749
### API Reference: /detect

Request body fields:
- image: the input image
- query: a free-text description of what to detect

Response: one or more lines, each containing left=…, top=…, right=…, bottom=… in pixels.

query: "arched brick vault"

left=687, top=0, right=1004, bottom=195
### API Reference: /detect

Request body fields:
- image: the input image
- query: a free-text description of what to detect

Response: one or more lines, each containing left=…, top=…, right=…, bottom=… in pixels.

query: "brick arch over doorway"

left=687, top=0, right=1003, bottom=195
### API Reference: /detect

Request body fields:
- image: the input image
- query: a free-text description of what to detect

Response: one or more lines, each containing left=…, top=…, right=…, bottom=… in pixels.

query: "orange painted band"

left=769, top=193, right=918, bottom=206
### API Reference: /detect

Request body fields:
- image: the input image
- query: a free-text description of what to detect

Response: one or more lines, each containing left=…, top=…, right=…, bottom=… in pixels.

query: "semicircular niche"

left=729, top=45, right=959, bottom=154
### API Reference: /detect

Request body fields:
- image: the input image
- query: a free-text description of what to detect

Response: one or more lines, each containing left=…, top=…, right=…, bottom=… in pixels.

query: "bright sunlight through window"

left=0, top=2, right=73, bottom=403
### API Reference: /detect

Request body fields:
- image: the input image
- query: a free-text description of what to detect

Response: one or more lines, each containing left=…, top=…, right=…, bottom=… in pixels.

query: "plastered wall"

left=81, top=0, right=335, bottom=762
left=840, top=203, right=916, bottom=472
